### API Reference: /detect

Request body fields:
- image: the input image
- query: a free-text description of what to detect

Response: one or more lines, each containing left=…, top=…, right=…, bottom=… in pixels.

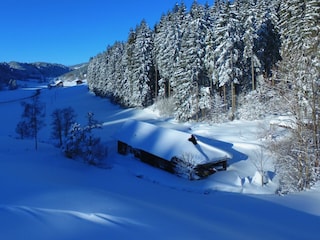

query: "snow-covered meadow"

left=0, top=82, right=319, bottom=239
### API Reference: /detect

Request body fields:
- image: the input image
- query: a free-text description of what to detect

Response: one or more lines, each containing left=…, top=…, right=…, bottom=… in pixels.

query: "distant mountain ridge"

left=0, top=61, right=72, bottom=86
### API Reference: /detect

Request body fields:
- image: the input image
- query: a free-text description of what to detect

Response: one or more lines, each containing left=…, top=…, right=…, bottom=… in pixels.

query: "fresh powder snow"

left=0, top=81, right=319, bottom=240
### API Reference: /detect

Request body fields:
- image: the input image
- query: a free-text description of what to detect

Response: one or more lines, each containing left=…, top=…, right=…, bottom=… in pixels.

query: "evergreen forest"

left=87, top=0, right=317, bottom=122
left=87, top=0, right=319, bottom=192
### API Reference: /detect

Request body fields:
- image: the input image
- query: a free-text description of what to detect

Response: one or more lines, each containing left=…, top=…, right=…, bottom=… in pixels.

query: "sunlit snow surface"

left=0, top=82, right=319, bottom=240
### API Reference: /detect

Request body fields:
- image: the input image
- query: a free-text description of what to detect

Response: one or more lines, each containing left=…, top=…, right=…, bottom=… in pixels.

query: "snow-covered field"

left=0, top=82, right=319, bottom=240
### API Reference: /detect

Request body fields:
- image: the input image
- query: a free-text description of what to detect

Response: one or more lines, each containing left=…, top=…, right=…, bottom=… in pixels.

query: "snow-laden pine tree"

left=100, top=46, right=115, bottom=98
left=191, top=1, right=213, bottom=119
left=121, top=29, right=136, bottom=106
left=110, top=42, right=126, bottom=103
left=213, top=1, right=243, bottom=118
left=130, top=20, right=154, bottom=107
left=153, top=14, right=171, bottom=99
left=203, top=2, right=218, bottom=92
left=171, top=2, right=208, bottom=121
left=255, top=16, right=281, bottom=80
left=87, top=54, right=100, bottom=94
left=198, top=86, right=212, bottom=119
left=87, top=52, right=109, bottom=97
left=239, top=0, right=262, bottom=91
left=153, top=3, right=186, bottom=99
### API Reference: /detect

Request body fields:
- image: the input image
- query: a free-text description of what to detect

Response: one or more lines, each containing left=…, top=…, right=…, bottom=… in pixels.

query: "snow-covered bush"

left=236, top=86, right=285, bottom=121
left=63, top=123, right=83, bottom=159
left=272, top=127, right=319, bottom=194
left=154, top=97, right=175, bottom=117
left=62, top=112, right=107, bottom=166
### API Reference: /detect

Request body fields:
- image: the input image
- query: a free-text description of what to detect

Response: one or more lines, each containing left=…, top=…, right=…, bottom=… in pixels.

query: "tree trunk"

left=155, top=63, right=158, bottom=100
left=223, top=85, right=226, bottom=111
left=34, top=113, right=38, bottom=151
left=251, top=57, right=255, bottom=91
left=231, top=82, right=236, bottom=118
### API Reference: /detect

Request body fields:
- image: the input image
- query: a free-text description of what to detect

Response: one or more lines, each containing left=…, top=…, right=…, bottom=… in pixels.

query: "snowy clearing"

left=0, top=83, right=319, bottom=240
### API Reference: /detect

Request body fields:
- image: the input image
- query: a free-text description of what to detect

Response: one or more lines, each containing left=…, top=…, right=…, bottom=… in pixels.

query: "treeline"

left=87, top=0, right=282, bottom=121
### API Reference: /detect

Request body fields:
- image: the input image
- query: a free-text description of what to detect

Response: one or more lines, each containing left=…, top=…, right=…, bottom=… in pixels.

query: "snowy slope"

left=0, top=83, right=319, bottom=240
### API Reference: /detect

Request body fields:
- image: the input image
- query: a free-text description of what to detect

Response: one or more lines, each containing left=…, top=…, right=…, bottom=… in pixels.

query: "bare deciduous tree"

left=173, top=152, right=199, bottom=180
left=251, top=146, right=271, bottom=186
left=51, top=107, right=76, bottom=147
left=16, top=95, right=45, bottom=150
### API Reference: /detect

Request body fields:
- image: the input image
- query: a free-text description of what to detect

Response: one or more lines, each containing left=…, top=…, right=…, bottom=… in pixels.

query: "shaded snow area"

left=0, top=83, right=319, bottom=240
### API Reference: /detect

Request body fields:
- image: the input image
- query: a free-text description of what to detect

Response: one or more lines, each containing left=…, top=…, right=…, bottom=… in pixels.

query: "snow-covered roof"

left=116, top=120, right=232, bottom=164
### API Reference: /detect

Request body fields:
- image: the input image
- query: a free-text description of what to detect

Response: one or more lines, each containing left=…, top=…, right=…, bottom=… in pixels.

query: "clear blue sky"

left=0, top=0, right=211, bottom=66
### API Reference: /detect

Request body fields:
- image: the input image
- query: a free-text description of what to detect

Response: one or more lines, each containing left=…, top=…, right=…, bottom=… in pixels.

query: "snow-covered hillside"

left=0, top=83, right=319, bottom=240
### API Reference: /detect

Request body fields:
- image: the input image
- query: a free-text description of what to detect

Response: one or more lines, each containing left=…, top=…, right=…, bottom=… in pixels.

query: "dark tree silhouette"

left=51, top=107, right=76, bottom=147
left=16, top=95, right=45, bottom=150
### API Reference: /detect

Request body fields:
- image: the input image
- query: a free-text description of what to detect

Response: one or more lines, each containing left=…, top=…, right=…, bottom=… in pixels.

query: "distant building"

left=56, top=80, right=64, bottom=87
left=49, top=80, right=63, bottom=88
left=76, top=79, right=83, bottom=85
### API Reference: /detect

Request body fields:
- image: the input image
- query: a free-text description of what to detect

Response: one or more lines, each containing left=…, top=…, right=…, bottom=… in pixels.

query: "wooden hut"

left=116, top=120, right=231, bottom=180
